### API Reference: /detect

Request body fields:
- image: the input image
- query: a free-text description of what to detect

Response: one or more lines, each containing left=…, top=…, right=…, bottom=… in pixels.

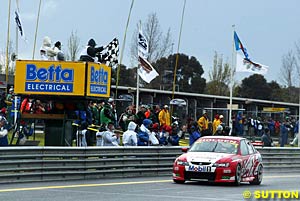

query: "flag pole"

left=5, top=0, right=12, bottom=89
left=115, top=0, right=134, bottom=100
left=171, top=0, right=186, bottom=115
left=229, top=24, right=235, bottom=135
left=15, top=0, right=19, bottom=56
left=136, top=20, right=142, bottom=114
left=32, top=0, right=42, bottom=60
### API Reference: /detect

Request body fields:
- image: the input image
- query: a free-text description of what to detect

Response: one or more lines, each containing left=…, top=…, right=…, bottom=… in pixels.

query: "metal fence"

left=0, top=146, right=299, bottom=184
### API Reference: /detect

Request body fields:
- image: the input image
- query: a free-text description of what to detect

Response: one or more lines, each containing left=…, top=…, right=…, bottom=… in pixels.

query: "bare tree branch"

left=67, top=30, right=80, bottom=61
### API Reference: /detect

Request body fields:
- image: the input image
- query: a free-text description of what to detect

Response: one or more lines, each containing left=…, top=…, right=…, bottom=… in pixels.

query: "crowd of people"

left=0, top=84, right=299, bottom=147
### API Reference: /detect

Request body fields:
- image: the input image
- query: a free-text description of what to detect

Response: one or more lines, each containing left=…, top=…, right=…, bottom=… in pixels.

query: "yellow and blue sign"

left=14, top=60, right=86, bottom=96
left=86, top=62, right=111, bottom=98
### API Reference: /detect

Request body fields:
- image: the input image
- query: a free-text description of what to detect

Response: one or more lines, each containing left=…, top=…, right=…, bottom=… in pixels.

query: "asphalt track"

left=0, top=173, right=299, bottom=201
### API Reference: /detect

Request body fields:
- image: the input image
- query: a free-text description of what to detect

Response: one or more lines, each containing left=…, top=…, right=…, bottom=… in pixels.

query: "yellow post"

left=5, top=0, right=12, bottom=90
left=32, top=0, right=42, bottom=60
left=171, top=0, right=186, bottom=116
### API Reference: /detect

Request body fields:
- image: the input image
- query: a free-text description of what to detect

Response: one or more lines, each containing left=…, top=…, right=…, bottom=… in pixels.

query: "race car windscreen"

left=189, top=140, right=238, bottom=154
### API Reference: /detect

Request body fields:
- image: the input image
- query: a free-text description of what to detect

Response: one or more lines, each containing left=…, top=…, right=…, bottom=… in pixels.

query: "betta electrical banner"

left=14, top=60, right=86, bottom=96
left=86, top=62, right=111, bottom=98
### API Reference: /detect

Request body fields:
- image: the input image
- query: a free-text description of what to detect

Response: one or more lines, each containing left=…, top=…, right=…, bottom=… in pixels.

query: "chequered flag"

left=103, top=38, right=119, bottom=67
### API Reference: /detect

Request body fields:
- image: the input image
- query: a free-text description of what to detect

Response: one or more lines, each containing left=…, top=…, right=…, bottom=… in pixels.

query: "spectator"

left=118, top=106, right=135, bottom=132
left=137, top=119, right=152, bottom=146
left=197, top=110, right=210, bottom=136
left=267, top=117, right=275, bottom=136
left=54, top=41, right=65, bottom=61
left=40, top=36, right=52, bottom=60
left=0, top=116, right=8, bottom=146
left=122, top=121, right=138, bottom=146
left=280, top=120, right=288, bottom=147
left=235, top=111, right=244, bottom=136
left=76, top=122, right=88, bottom=147
left=100, top=102, right=114, bottom=126
left=101, top=122, right=120, bottom=146
left=135, top=105, right=147, bottom=126
left=261, top=128, right=273, bottom=147
left=79, top=38, right=105, bottom=62
left=290, top=120, right=299, bottom=146
left=158, top=105, right=171, bottom=127
left=189, top=121, right=201, bottom=146
left=159, top=125, right=172, bottom=146
left=212, top=114, right=220, bottom=135
left=6, top=87, right=14, bottom=102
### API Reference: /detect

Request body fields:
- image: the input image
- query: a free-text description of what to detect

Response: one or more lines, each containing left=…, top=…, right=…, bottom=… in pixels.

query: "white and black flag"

left=138, top=30, right=148, bottom=58
left=102, top=38, right=119, bottom=67
left=15, top=10, right=26, bottom=41
left=137, top=28, right=158, bottom=83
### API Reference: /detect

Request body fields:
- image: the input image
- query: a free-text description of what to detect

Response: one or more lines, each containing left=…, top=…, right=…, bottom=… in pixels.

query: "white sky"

left=1, top=0, right=300, bottom=85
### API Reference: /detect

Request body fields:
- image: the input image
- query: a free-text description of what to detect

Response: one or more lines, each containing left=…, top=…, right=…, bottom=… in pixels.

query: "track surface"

left=0, top=173, right=299, bottom=201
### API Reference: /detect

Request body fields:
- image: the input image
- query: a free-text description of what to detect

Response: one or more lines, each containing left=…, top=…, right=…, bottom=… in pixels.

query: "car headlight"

left=213, top=162, right=230, bottom=167
left=176, top=159, right=189, bottom=166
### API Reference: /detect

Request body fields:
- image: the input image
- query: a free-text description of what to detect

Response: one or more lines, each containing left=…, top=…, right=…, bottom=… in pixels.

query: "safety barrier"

left=0, top=146, right=299, bottom=184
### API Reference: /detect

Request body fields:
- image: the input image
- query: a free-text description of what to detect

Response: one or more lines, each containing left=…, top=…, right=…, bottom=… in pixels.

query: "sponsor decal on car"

left=186, top=165, right=212, bottom=172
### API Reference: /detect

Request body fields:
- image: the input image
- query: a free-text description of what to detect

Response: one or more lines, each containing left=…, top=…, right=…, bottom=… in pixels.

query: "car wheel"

left=249, top=164, right=263, bottom=185
left=173, top=179, right=185, bottom=184
left=234, top=164, right=242, bottom=186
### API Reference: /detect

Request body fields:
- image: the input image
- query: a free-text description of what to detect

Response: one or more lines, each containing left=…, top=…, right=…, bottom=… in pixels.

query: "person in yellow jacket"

left=197, top=110, right=211, bottom=136
left=158, top=105, right=171, bottom=127
left=212, top=114, right=220, bottom=135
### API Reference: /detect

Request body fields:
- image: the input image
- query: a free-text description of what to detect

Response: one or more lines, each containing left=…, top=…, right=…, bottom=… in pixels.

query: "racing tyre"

left=234, top=164, right=242, bottom=186
left=249, top=164, right=263, bottom=185
left=173, top=179, right=185, bottom=184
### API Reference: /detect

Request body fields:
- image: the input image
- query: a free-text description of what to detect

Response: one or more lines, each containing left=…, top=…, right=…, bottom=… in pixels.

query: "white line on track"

left=0, top=174, right=299, bottom=193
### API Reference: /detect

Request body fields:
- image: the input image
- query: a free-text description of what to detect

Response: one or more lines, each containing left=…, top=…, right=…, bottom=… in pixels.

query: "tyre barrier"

left=0, top=146, right=299, bottom=184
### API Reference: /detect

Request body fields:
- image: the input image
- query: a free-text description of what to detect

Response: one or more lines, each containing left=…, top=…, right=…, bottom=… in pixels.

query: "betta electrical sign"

left=14, top=60, right=86, bottom=96
left=86, top=63, right=111, bottom=97
left=25, top=64, right=73, bottom=92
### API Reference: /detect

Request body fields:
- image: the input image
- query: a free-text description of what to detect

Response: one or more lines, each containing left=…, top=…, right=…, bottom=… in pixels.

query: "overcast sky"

left=1, top=0, right=300, bottom=85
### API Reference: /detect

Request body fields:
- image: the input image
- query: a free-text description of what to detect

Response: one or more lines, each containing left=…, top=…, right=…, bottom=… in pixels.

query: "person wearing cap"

left=158, top=105, right=171, bottom=127
left=79, top=38, right=105, bottom=62
left=197, top=110, right=211, bottom=136
left=0, top=116, right=8, bottom=146
left=6, top=87, right=14, bottom=102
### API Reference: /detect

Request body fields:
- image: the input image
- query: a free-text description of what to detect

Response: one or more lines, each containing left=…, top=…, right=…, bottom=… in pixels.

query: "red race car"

left=173, top=136, right=263, bottom=185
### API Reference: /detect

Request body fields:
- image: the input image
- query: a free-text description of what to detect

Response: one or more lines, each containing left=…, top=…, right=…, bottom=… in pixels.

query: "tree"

left=280, top=50, right=296, bottom=88
left=150, top=54, right=206, bottom=93
left=112, top=64, right=136, bottom=87
left=206, top=52, right=232, bottom=96
left=67, top=31, right=80, bottom=61
left=238, top=74, right=271, bottom=100
left=0, top=40, right=15, bottom=75
left=130, top=12, right=173, bottom=64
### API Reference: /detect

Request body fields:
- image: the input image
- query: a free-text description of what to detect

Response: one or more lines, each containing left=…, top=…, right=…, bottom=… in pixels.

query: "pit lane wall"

left=0, top=147, right=299, bottom=184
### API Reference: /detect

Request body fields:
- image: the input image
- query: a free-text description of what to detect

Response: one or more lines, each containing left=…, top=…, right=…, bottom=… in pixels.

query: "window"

left=240, top=140, right=249, bottom=156
left=246, top=140, right=255, bottom=154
